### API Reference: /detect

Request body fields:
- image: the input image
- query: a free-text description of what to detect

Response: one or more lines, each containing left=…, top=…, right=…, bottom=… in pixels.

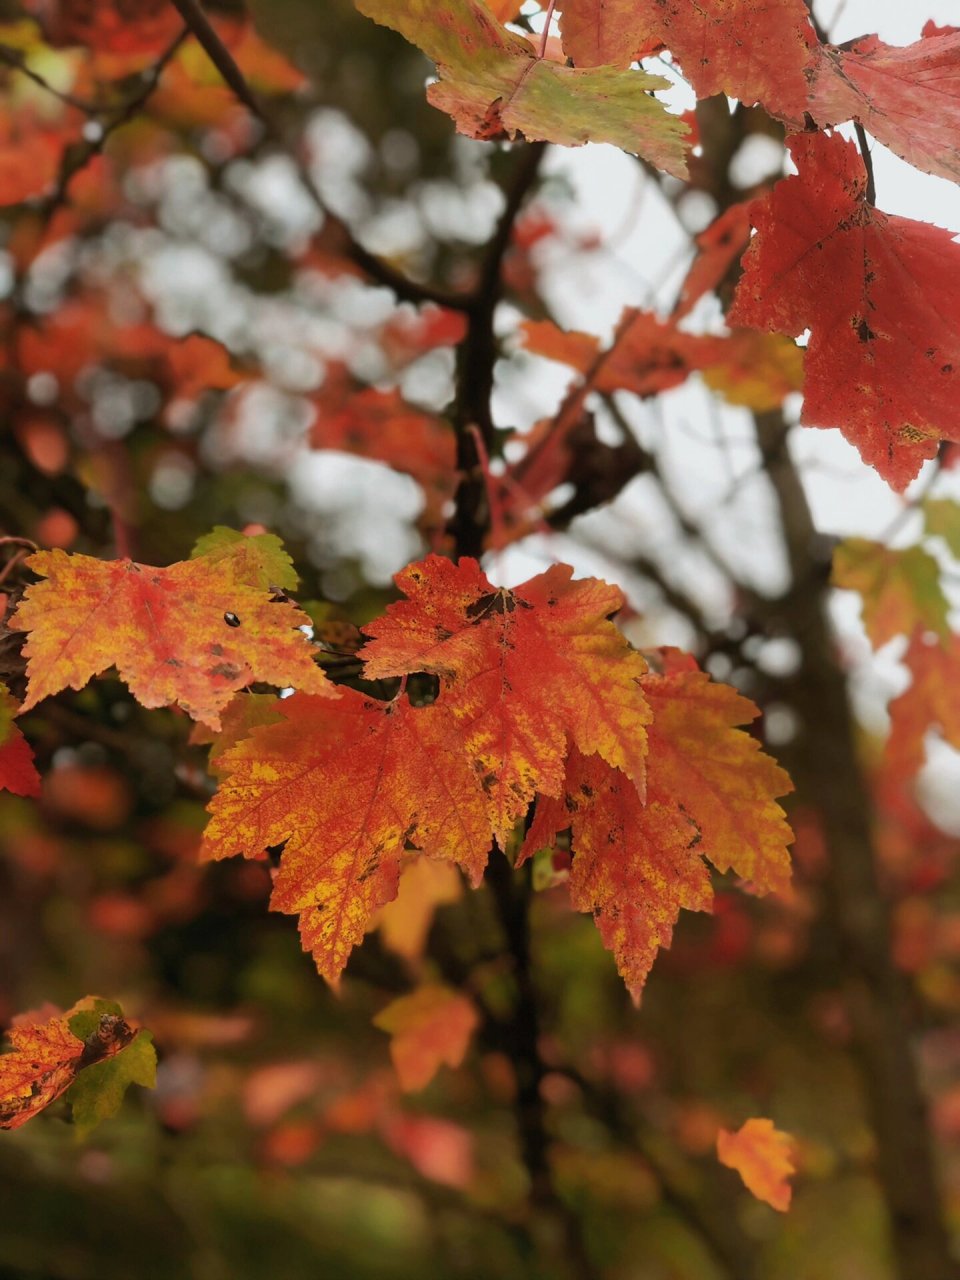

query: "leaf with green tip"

left=924, top=498, right=960, bottom=560
left=191, top=526, right=299, bottom=592
left=832, top=539, right=949, bottom=649
left=65, top=1030, right=157, bottom=1138
left=353, top=0, right=689, bottom=176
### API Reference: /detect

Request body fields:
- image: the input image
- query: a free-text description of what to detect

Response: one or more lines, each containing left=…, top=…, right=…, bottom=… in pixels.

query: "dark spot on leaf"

left=210, top=662, right=242, bottom=679
left=855, top=317, right=876, bottom=343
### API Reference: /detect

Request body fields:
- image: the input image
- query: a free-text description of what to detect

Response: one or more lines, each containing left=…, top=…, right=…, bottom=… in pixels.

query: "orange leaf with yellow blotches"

left=521, top=748, right=713, bottom=998
left=717, top=1118, right=795, bottom=1211
left=374, top=985, right=479, bottom=1091
left=201, top=688, right=492, bottom=981
left=642, top=666, right=793, bottom=896
left=0, top=685, right=40, bottom=798
left=0, top=1001, right=137, bottom=1130
left=11, top=536, right=330, bottom=728
left=361, top=555, right=651, bottom=844
left=520, top=664, right=791, bottom=995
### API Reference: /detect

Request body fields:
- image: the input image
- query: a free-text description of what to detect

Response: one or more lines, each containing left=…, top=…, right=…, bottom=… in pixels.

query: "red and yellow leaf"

left=521, top=665, right=791, bottom=995
left=11, top=538, right=330, bottom=728
left=0, top=1000, right=139, bottom=1130
left=361, top=555, right=651, bottom=843
left=832, top=539, right=949, bottom=650
left=202, top=689, right=492, bottom=981
left=729, top=131, right=960, bottom=488
left=0, top=684, right=40, bottom=798
left=642, top=667, right=793, bottom=895
left=374, top=985, right=479, bottom=1091
left=717, top=1117, right=795, bottom=1211
left=522, top=748, right=713, bottom=998
left=353, top=0, right=689, bottom=176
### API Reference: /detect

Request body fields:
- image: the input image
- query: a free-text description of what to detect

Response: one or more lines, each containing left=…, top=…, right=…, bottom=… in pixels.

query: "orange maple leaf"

left=521, top=665, right=792, bottom=995
left=361, top=555, right=651, bottom=843
left=11, top=537, right=330, bottom=728
left=717, top=1117, right=796, bottom=1211
left=522, top=748, right=713, bottom=998
left=374, top=985, right=479, bottom=1091
left=641, top=667, right=793, bottom=896
left=0, top=1003, right=136, bottom=1130
left=201, top=688, right=492, bottom=981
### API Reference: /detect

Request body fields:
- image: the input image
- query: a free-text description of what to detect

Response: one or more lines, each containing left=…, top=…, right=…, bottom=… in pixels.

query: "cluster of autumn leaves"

left=3, top=0, right=960, bottom=1225
left=0, top=526, right=797, bottom=1208
left=362, top=0, right=960, bottom=489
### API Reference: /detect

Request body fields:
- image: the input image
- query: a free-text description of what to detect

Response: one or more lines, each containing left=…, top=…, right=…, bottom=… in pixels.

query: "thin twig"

left=0, top=43, right=99, bottom=111
left=853, top=120, right=876, bottom=205
left=167, top=0, right=468, bottom=311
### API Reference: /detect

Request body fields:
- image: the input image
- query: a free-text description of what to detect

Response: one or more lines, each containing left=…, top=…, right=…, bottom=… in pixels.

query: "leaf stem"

left=538, top=0, right=559, bottom=59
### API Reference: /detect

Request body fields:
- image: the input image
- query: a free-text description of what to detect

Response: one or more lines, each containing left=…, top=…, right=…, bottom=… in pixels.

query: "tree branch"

left=449, top=142, right=547, bottom=557
left=167, top=0, right=469, bottom=311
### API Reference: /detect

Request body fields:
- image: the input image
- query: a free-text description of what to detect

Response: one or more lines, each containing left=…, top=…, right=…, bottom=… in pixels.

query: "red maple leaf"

left=729, top=131, right=960, bottom=488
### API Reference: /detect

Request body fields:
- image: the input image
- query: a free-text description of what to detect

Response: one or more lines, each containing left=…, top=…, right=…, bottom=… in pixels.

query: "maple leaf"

left=190, top=526, right=299, bottom=592
left=522, top=748, right=713, bottom=998
left=522, top=312, right=801, bottom=414
left=373, top=985, right=479, bottom=1091
left=729, top=131, right=960, bottom=488
left=717, top=1117, right=796, bottom=1211
left=0, top=999, right=147, bottom=1130
left=361, top=555, right=651, bottom=843
left=0, top=684, right=40, bottom=798
left=202, top=688, right=492, bottom=981
left=831, top=539, right=948, bottom=650
left=352, top=0, right=689, bottom=177
left=559, top=0, right=816, bottom=120
left=810, top=27, right=960, bottom=185
left=521, top=665, right=792, bottom=995
left=640, top=667, right=793, bottom=895
left=887, top=633, right=960, bottom=778
left=11, top=537, right=330, bottom=729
